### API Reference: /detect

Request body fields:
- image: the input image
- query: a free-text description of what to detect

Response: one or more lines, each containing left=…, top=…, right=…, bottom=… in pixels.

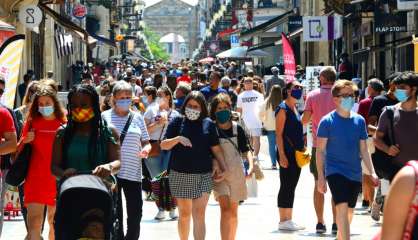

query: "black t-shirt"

left=165, top=116, right=219, bottom=174
left=368, top=94, right=398, bottom=120
left=217, top=124, right=250, bottom=153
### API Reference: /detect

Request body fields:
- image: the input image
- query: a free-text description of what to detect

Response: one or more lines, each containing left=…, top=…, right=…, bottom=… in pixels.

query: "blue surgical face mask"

left=340, top=97, right=355, bottom=112
left=394, top=89, right=409, bottom=103
left=290, top=88, right=303, bottom=100
left=141, top=96, right=148, bottom=105
left=38, top=105, right=54, bottom=117
left=116, top=99, right=132, bottom=111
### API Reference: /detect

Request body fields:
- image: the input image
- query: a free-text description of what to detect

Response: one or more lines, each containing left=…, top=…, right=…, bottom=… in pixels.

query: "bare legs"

left=313, top=180, right=337, bottom=225
left=27, top=203, right=55, bottom=240
left=219, top=196, right=239, bottom=240
left=279, top=208, right=293, bottom=222
left=176, top=193, right=210, bottom=240
left=251, top=136, right=260, bottom=158
left=335, top=203, right=354, bottom=240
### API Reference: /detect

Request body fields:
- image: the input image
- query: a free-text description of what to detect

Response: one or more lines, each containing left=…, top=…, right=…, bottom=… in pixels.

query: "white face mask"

left=185, top=107, right=200, bottom=121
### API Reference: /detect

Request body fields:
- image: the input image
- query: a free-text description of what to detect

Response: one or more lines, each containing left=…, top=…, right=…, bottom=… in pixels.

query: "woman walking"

left=210, top=93, right=253, bottom=240
left=161, top=91, right=228, bottom=240
left=144, top=86, right=180, bottom=220
left=275, top=81, right=305, bottom=231
left=260, top=85, right=282, bottom=169
left=21, top=84, right=66, bottom=240
left=102, top=81, right=151, bottom=240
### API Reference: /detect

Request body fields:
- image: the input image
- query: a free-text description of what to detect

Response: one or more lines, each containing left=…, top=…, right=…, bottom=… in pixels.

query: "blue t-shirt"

left=200, top=86, right=227, bottom=103
left=164, top=116, right=220, bottom=174
left=317, top=111, right=368, bottom=182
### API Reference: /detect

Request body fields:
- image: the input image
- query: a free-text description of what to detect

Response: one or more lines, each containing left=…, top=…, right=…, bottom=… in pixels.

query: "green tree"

left=143, top=26, right=169, bottom=61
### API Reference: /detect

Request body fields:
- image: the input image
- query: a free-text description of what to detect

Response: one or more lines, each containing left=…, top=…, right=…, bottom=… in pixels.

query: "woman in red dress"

left=20, top=84, right=66, bottom=240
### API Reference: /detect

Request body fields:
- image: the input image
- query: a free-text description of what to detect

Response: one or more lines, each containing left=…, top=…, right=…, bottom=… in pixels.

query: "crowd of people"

left=0, top=58, right=417, bottom=240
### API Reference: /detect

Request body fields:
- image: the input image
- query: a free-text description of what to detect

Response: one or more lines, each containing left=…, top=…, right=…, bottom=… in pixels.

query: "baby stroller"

left=54, top=173, right=120, bottom=240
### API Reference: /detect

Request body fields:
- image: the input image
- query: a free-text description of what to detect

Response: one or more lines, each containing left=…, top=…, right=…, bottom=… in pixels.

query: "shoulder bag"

left=148, top=111, right=172, bottom=158
left=6, top=121, right=32, bottom=187
left=285, top=135, right=311, bottom=168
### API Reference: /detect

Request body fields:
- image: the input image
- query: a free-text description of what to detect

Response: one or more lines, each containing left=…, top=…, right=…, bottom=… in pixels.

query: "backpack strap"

left=232, top=121, right=238, bottom=137
left=403, top=161, right=418, bottom=240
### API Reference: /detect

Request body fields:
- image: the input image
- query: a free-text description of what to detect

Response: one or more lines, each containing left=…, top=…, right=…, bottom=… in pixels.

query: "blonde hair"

left=332, top=80, right=358, bottom=97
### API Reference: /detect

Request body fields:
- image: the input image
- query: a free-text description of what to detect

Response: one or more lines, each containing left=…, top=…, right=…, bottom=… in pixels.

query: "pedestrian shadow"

left=270, top=231, right=361, bottom=238
left=142, top=218, right=178, bottom=223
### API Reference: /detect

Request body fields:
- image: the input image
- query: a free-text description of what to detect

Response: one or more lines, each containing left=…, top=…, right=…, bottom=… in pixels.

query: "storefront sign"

left=302, top=16, right=343, bottom=42
left=18, top=5, right=43, bottom=29
left=374, top=12, right=407, bottom=33
left=282, top=32, right=295, bottom=82
left=230, top=34, right=240, bottom=48
left=0, top=35, right=25, bottom=108
left=73, top=4, right=87, bottom=19
left=398, top=0, right=418, bottom=10
left=288, top=16, right=302, bottom=33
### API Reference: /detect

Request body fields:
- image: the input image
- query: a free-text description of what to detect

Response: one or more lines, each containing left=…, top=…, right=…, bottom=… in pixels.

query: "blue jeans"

left=266, top=131, right=277, bottom=166
left=145, top=150, right=171, bottom=179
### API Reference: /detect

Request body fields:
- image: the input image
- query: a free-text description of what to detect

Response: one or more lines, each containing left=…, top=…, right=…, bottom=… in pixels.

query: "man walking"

left=200, top=71, right=227, bottom=104
left=316, top=80, right=378, bottom=240
left=237, top=77, right=264, bottom=160
left=302, top=66, right=337, bottom=234
left=264, top=66, right=285, bottom=97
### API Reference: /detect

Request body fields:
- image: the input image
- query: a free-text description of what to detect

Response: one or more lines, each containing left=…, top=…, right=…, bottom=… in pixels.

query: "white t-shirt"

left=144, top=106, right=180, bottom=140
left=237, top=90, right=264, bottom=129
left=102, top=110, right=150, bottom=182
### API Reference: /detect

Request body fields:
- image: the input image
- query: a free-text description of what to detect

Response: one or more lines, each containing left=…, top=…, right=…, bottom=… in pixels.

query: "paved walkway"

left=3, top=137, right=381, bottom=239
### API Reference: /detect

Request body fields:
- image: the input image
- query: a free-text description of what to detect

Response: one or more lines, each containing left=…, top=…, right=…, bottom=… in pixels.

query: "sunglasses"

left=337, top=94, right=355, bottom=98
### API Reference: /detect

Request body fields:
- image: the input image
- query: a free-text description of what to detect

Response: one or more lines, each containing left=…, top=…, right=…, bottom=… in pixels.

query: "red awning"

left=0, top=20, right=15, bottom=46
left=217, top=28, right=239, bottom=39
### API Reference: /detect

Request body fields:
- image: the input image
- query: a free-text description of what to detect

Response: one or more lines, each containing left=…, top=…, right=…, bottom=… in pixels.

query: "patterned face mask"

left=72, top=107, right=95, bottom=122
left=185, top=107, right=200, bottom=121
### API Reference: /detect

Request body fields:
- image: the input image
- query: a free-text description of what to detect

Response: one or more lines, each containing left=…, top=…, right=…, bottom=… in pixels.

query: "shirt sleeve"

left=137, top=114, right=150, bottom=141
left=164, top=116, right=181, bottom=139
left=237, top=94, right=243, bottom=109
left=237, top=124, right=250, bottom=153
left=143, top=108, right=154, bottom=121
left=377, top=109, right=389, bottom=134
left=0, top=108, right=15, bottom=134
left=359, top=116, right=368, bottom=140
left=357, top=100, right=368, bottom=119
left=305, top=92, right=314, bottom=111
left=317, top=117, right=330, bottom=138
left=368, top=98, right=381, bottom=118
left=208, top=121, right=220, bottom=147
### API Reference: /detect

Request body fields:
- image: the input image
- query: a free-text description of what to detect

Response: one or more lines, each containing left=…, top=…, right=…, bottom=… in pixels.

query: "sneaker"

left=332, top=223, right=338, bottom=235
left=316, top=223, right=326, bottom=234
left=371, top=201, right=382, bottom=221
left=154, top=210, right=166, bottom=220
left=272, top=165, right=277, bottom=170
left=169, top=209, right=178, bottom=220
left=278, top=220, right=305, bottom=231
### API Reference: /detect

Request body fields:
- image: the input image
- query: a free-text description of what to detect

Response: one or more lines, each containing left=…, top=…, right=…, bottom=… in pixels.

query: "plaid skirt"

left=168, top=170, right=213, bottom=199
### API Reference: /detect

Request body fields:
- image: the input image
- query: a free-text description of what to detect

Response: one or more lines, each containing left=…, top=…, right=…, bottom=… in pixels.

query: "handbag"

left=148, top=111, right=172, bottom=158
left=6, top=121, right=33, bottom=187
left=285, top=135, right=311, bottom=168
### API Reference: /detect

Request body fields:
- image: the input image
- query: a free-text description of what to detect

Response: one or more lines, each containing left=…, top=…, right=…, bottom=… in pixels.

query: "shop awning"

left=39, top=4, right=97, bottom=47
left=0, top=20, right=15, bottom=31
left=247, top=28, right=303, bottom=51
left=240, top=10, right=294, bottom=40
left=88, top=31, right=117, bottom=48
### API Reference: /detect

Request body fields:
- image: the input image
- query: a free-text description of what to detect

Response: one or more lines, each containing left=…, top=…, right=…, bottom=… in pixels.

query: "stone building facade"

left=143, top=0, right=199, bottom=60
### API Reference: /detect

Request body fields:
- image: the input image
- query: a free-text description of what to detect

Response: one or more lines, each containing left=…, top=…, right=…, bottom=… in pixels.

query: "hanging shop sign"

left=73, top=4, right=87, bottom=19
left=230, top=34, right=240, bottom=48
left=302, top=16, right=343, bottom=42
left=282, top=32, right=296, bottom=82
left=18, top=5, right=43, bottom=29
left=288, top=16, right=302, bottom=33
left=0, top=35, right=25, bottom=108
left=398, top=0, right=418, bottom=10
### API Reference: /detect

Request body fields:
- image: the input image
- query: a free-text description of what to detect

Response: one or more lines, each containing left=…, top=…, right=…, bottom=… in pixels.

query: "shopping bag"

left=246, top=174, right=258, bottom=198
left=151, top=171, right=176, bottom=211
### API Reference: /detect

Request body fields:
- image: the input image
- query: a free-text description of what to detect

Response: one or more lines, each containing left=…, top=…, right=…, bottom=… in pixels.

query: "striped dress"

left=102, top=110, right=150, bottom=182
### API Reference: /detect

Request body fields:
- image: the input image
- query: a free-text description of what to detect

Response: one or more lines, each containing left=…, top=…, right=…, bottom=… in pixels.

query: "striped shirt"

left=102, top=110, right=150, bottom=182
